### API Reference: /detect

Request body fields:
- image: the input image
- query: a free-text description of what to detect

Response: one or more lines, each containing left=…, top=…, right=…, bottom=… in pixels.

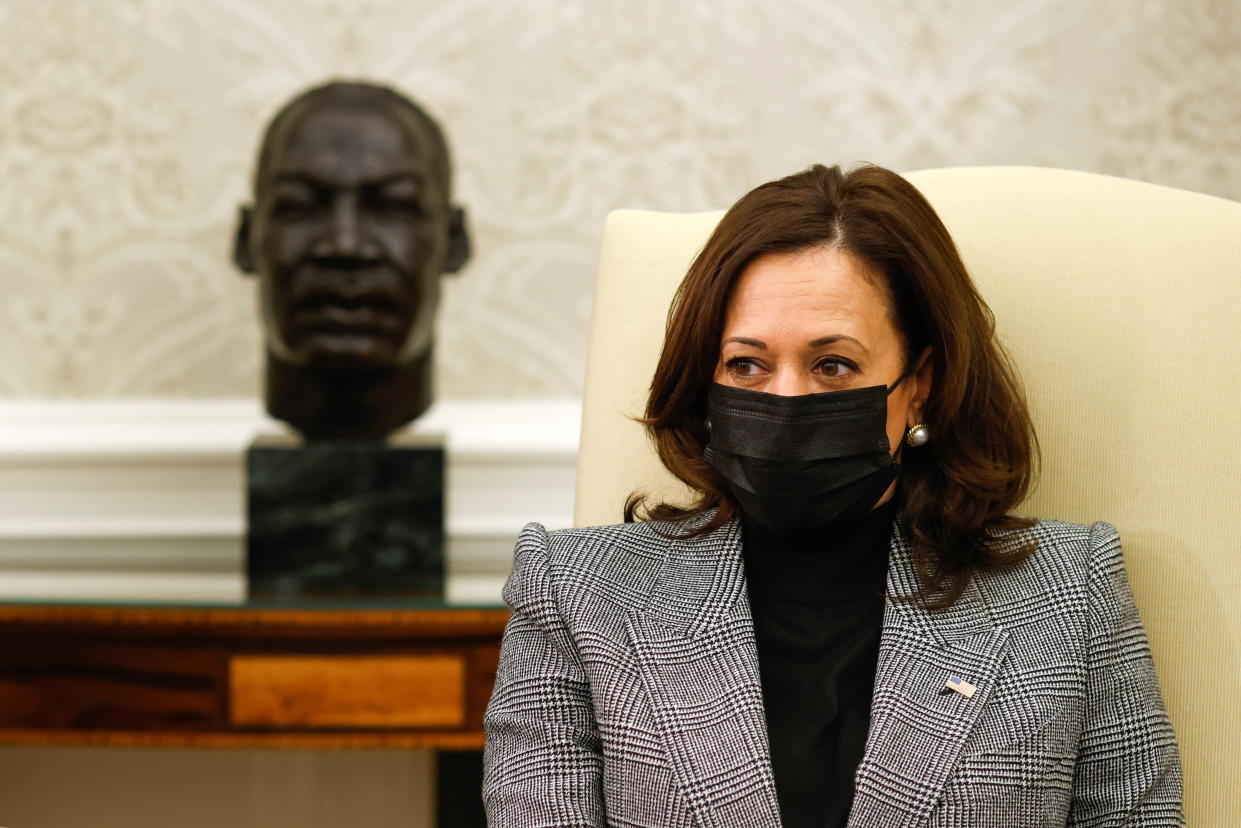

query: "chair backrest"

left=574, top=167, right=1241, bottom=826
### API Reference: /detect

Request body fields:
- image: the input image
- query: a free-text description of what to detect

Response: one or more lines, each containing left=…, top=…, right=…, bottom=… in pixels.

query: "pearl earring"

left=906, top=423, right=930, bottom=447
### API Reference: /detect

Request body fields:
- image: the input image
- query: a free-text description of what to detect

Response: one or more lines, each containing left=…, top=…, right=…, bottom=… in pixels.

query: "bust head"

left=234, top=81, right=470, bottom=439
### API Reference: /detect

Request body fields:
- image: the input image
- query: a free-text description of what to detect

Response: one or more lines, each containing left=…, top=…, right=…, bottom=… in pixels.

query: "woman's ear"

left=908, top=347, right=934, bottom=424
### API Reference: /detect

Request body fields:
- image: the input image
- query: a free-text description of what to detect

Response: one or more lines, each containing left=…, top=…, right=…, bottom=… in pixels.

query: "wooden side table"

left=0, top=602, right=509, bottom=750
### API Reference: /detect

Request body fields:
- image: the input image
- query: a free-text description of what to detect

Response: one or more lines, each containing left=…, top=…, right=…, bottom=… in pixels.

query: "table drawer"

left=229, top=653, right=466, bottom=729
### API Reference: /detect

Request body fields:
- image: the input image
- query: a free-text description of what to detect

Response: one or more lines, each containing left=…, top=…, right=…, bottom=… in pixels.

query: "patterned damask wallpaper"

left=2, top=0, right=1237, bottom=399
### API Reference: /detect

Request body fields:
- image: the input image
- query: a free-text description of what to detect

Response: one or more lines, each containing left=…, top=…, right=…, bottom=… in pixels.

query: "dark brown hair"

left=626, top=163, right=1038, bottom=609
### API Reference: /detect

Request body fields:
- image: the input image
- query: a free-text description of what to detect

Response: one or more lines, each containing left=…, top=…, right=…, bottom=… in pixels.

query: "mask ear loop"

left=886, top=364, right=914, bottom=395
left=886, top=349, right=931, bottom=395
left=885, top=366, right=915, bottom=469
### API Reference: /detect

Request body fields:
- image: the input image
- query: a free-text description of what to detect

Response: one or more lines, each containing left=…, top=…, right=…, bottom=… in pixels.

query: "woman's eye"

left=815, top=357, right=854, bottom=377
left=726, top=357, right=763, bottom=377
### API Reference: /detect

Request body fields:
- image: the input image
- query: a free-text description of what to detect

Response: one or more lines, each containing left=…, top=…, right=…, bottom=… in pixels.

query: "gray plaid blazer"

left=483, top=514, right=1183, bottom=827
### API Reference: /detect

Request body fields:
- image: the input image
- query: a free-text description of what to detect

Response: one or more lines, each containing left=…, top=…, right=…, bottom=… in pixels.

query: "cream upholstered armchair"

left=573, top=167, right=1241, bottom=826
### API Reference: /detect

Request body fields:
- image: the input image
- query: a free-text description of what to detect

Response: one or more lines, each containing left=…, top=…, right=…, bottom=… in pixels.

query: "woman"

left=483, top=164, right=1183, bottom=827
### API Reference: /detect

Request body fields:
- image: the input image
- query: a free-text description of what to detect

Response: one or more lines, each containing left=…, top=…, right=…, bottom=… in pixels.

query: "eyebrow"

left=723, top=335, right=869, bottom=353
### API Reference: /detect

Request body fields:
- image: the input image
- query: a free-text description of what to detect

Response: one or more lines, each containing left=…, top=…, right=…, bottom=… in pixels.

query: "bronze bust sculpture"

left=234, top=81, right=470, bottom=440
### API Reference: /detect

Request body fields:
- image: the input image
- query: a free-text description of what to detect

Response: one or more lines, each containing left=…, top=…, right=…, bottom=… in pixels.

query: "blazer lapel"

left=848, top=524, right=1010, bottom=828
left=625, top=516, right=784, bottom=828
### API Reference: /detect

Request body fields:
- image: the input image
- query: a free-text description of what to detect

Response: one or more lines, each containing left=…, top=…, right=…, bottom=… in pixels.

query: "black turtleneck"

left=741, top=499, right=897, bottom=828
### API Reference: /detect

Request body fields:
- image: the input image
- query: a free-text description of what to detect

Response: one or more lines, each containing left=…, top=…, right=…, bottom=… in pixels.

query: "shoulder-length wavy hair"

left=626, top=163, right=1039, bottom=609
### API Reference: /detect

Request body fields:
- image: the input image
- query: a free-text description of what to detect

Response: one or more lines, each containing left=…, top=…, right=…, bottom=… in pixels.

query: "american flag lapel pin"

left=945, top=676, right=977, bottom=699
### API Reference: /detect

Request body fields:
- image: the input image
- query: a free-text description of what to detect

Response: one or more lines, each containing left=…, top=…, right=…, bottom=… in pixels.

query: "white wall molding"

left=0, top=399, right=581, bottom=604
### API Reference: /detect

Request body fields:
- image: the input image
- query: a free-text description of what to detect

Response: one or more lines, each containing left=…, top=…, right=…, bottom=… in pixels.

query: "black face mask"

left=703, top=375, right=907, bottom=538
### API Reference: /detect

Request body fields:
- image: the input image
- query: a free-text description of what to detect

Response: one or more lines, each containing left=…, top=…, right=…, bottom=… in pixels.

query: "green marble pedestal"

left=246, top=435, right=445, bottom=600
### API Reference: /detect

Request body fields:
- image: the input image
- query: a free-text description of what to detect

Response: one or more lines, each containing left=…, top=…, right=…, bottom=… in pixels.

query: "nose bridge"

left=330, top=190, right=360, bottom=254
left=768, top=362, right=817, bottom=397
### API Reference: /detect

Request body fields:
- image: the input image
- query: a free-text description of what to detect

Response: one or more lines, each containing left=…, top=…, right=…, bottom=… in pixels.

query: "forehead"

left=729, top=248, right=886, bottom=315
left=263, top=102, right=446, bottom=187
left=723, top=247, right=897, bottom=340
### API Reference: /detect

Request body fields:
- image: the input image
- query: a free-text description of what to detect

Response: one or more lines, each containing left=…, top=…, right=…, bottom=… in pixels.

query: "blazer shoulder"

left=511, top=519, right=688, bottom=614
left=972, top=517, right=1122, bottom=610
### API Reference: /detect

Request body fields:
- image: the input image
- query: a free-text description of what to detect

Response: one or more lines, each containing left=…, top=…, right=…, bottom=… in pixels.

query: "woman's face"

left=713, top=245, right=932, bottom=459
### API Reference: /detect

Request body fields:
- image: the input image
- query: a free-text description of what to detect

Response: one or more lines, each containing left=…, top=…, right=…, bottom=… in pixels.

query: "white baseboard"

left=0, top=399, right=580, bottom=604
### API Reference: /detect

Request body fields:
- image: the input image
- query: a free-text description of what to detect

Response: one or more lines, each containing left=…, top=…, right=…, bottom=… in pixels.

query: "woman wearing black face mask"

left=484, top=165, right=1183, bottom=828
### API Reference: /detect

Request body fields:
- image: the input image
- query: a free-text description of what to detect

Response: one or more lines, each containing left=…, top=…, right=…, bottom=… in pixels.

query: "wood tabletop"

left=0, top=602, right=510, bottom=637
